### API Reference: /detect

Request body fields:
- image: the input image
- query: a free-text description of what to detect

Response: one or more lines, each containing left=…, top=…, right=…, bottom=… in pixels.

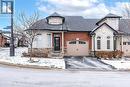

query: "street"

left=0, top=65, right=130, bottom=87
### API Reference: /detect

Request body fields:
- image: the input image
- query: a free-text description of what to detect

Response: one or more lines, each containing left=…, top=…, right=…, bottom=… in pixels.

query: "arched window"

left=107, top=36, right=110, bottom=39
left=97, top=36, right=101, bottom=39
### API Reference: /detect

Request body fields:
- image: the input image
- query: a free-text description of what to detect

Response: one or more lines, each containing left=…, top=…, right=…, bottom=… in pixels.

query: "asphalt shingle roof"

left=29, top=13, right=130, bottom=34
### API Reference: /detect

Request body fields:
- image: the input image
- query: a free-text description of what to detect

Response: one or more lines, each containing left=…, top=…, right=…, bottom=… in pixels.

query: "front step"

left=50, top=52, right=63, bottom=58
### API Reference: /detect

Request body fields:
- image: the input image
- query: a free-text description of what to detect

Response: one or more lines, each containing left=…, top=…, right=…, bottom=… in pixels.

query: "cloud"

left=36, top=0, right=130, bottom=18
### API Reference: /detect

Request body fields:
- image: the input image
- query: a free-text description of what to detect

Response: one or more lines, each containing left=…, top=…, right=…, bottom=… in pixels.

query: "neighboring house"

left=27, top=12, right=130, bottom=57
left=2, top=31, right=27, bottom=47
left=0, top=31, right=7, bottom=47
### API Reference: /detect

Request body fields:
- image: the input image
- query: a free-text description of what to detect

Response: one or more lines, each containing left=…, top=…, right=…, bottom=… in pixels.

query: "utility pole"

left=1, top=0, right=15, bottom=56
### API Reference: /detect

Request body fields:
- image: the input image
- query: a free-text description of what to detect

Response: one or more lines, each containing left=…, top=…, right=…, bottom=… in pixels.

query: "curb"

left=0, top=61, right=63, bottom=70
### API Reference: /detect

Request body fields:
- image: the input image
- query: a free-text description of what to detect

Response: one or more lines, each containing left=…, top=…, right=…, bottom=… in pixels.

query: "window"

left=128, top=42, right=130, bottom=45
left=47, top=34, right=51, bottom=47
left=97, top=40, right=101, bottom=49
left=97, top=36, right=101, bottom=39
left=123, top=42, right=126, bottom=45
left=107, top=40, right=110, bottom=49
left=107, top=36, right=110, bottom=39
left=79, top=41, right=86, bottom=44
left=69, top=41, right=76, bottom=44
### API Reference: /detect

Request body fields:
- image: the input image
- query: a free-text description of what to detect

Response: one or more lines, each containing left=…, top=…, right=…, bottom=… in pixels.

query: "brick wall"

left=0, top=35, right=7, bottom=47
left=64, top=32, right=92, bottom=49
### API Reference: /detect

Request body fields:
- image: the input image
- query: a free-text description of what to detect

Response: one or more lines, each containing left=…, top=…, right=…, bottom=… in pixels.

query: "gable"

left=95, top=24, right=115, bottom=36
left=91, top=23, right=118, bottom=35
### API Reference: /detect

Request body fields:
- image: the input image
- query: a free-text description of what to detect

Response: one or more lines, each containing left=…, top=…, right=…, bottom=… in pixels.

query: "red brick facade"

left=0, top=34, right=7, bottom=47
left=64, top=32, right=92, bottom=49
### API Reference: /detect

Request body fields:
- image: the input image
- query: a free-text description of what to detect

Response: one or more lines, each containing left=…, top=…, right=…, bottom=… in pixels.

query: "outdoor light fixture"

left=1, top=0, right=15, bottom=56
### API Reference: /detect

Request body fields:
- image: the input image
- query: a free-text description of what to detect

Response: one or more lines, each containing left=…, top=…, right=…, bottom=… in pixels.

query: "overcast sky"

left=0, top=0, right=130, bottom=31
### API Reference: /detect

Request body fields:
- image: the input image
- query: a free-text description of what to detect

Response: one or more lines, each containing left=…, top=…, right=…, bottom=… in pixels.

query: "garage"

left=67, top=40, right=89, bottom=56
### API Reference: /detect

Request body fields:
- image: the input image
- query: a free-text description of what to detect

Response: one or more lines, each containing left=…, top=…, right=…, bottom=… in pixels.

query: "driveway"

left=64, top=57, right=115, bottom=70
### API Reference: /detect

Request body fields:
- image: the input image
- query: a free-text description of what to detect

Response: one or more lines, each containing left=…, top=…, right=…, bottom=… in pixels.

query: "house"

left=0, top=31, right=7, bottom=47
left=27, top=12, right=130, bottom=57
left=2, top=31, right=27, bottom=47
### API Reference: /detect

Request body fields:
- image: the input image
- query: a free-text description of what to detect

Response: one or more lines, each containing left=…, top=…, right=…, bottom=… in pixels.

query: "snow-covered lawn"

left=102, top=59, right=130, bottom=70
left=0, top=47, right=65, bottom=69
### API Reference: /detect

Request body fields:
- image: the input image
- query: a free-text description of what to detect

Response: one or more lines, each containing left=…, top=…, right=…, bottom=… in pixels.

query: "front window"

left=107, top=40, right=110, bottom=49
left=123, top=42, right=126, bottom=45
left=97, top=40, right=101, bottom=49
left=107, top=36, right=110, bottom=49
left=97, top=36, right=101, bottom=49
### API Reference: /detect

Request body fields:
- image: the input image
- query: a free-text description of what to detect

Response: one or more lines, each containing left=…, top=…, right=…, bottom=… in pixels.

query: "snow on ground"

left=102, top=59, right=130, bottom=70
left=0, top=47, right=65, bottom=69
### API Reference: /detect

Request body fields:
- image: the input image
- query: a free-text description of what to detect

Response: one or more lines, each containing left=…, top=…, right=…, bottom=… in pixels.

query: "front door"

left=54, top=37, right=60, bottom=51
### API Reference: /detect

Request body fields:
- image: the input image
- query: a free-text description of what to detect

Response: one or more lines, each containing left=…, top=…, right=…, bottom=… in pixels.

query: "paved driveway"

left=64, top=57, right=115, bottom=70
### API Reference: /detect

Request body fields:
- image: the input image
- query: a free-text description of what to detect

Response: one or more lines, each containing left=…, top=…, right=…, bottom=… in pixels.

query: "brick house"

left=27, top=12, right=130, bottom=57
left=0, top=32, right=7, bottom=47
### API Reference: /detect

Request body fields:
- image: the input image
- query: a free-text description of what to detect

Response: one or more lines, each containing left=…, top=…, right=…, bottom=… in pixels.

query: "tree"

left=25, top=29, right=40, bottom=61
left=14, top=11, right=40, bottom=61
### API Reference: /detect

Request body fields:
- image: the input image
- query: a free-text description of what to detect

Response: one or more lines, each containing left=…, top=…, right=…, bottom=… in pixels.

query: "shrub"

left=95, top=50, right=124, bottom=59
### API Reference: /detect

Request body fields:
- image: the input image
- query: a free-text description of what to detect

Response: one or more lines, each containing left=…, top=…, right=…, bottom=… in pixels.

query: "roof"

left=29, top=16, right=99, bottom=31
left=46, top=12, right=64, bottom=19
left=96, top=13, right=121, bottom=25
left=105, top=13, right=121, bottom=18
left=49, top=12, right=61, bottom=17
left=29, top=12, right=130, bottom=34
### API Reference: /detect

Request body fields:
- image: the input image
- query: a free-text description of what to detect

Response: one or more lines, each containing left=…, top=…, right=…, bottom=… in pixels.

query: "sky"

left=0, top=0, right=130, bottom=31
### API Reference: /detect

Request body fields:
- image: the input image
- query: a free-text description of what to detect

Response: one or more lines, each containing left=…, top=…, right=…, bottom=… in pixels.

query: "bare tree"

left=25, top=30, right=40, bottom=61
left=14, top=11, right=40, bottom=61
left=14, top=11, right=40, bottom=46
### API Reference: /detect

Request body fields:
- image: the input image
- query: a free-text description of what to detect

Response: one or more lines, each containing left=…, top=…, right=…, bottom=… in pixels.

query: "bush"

left=22, top=51, right=48, bottom=58
left=96, top=50, right=123, bottom=59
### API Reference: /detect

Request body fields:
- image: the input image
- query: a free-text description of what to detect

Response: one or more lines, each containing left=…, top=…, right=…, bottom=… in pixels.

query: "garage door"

left=67, top=40, right=89, bottom=56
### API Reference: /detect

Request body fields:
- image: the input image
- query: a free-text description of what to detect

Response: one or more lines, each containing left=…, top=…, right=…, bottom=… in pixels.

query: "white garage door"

left=67, top=40, right=89, bottom=56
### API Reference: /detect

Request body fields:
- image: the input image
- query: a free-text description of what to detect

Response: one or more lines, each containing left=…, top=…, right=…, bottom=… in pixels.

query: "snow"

left=102, top=59, right=130, bottom=70
left=66, top=57, right=114, bottom=70
left=0, top=65, right=130, bottom=87
left=0, top=47, right=65, bottom=69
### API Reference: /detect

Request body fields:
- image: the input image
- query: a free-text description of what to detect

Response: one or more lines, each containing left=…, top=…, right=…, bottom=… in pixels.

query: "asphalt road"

left=0, top=64, right=130, bottom=87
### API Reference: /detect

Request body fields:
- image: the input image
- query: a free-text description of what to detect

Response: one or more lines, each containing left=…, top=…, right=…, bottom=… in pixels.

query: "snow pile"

left=102, top=59, right=130, bottom=70
left=0, top=47, right=65, bottom=69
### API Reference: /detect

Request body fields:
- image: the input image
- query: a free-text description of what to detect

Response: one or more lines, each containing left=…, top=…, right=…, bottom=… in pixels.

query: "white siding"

left=98, top=18, right=119, bottom=30
left=32, top=31, right=52, bottom=48
left=106, top=18, right=119, bottom=30
left=93, top=25, right=114, bottom=51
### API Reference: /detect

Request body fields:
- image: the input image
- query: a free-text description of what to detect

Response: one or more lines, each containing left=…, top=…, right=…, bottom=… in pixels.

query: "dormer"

left=46, top=12, right=65, bottom=25
left=96, top=13, right=121, bottom=30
